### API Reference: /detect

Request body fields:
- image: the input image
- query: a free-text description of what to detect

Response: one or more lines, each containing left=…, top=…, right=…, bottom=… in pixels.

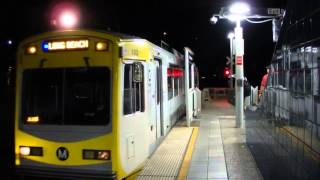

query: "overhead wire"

left=244, top=18, right=274, bottom=24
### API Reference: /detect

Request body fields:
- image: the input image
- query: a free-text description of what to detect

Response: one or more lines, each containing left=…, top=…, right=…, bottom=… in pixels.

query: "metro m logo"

left=56, top=147, right=69, bottom=161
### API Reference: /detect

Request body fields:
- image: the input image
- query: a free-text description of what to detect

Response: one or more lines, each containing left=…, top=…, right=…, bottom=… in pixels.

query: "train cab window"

left=22, top=69, right=63, bottom=124
left=123, top=63, right=145, bottom=115
left=22, top=67, right=111, bottom=126
left=65, top=68, right=110, bottom=125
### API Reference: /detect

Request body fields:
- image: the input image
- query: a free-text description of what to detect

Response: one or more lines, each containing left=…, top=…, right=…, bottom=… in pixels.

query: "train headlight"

left=83, top=150, right=111, bottom=160
left=97, top=151, right=110, bottom=160
left=19, top=146, right=43, bottom=156
left=26, top=45, right=37, bottom=54
left=95, top=42, right=108, bottom=51
left=19, top=147, right=30, bottom=156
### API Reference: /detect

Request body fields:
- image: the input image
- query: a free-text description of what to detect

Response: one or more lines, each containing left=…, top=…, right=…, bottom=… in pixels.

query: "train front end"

left=14, top=30, right=121, bottom=179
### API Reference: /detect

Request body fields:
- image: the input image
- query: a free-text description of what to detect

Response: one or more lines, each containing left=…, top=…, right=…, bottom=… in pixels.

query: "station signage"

left=236, top=56, right=243, bottom=65
left=42, top=39, right=89, bottom=51
left=267, top=8, right=284, bottom=15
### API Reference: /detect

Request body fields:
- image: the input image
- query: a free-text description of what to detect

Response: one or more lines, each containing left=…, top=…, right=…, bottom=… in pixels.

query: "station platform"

left=136, top=98, right=262, bottom=180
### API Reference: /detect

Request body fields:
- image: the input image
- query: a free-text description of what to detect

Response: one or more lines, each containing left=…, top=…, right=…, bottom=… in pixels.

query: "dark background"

left=1, top=0, right=287, bottom=88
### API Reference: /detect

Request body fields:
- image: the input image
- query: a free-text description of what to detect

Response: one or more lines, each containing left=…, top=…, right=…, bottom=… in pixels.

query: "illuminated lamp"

left=229, top=2, right=250, bottom=15
left=59, top=11, right=77, bottom=29
left=172, top=68, right=178, bottom=77
left=19, top=147, right=30, bottom=156
left=227, top=32, right=235, bottom=39
left=178, top=69, right=183, bottom=77
left=172, top=68, right=183, bottom=77
left=27, top=116, right=39, bottom=123
left=224, top=67, right=231, bottom=77
left=97, top=151, right=110, bottom=160
left=83, top=150, right=111, bottom=160
left=19, top=146, right=43, bottom=156
left=26, top=45, right=37, bottom=54
left=227, top=2, right=250, bottom=22
left=95, top=42, right=108, bottom=51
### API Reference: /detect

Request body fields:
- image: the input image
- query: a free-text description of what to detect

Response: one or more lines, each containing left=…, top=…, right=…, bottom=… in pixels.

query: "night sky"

left=1, top=0, right=287, bottom=88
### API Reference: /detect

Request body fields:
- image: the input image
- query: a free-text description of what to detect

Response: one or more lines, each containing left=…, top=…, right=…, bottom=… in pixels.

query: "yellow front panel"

left=15, top=130, right=114, bottom=166
left=121, top=40, right=152, bottom=61
left=15, top=31, right=121, bottom=170
left=13, top=30, right=161, bottom=179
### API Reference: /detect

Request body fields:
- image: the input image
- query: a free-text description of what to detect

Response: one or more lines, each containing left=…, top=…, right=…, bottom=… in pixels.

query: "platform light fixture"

left=210, top=2, right=284, bottom=129
left=227, top=32, right=235, bottom=39
left=210, top=16, right=219, bottom=24
left=60, top=11, right=78, bottom=29
left=229, top=2, right=250, bottom=15
left=210, top=2, right=251, bottom=129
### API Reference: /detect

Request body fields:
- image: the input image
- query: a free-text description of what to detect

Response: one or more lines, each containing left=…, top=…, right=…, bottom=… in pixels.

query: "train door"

left=155, top=60, right=163, bottom=138
left=148, top=59, right=162, bottom=153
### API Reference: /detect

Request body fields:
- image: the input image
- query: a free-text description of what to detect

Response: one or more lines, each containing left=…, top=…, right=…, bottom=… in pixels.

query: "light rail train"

left=14, top=30, right=200, bottom=179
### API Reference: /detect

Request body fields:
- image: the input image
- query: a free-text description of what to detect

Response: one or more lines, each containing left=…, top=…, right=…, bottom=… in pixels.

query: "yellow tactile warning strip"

left=177, top=127, right=199, bottom=180
left=137, top=126, right=194, bottom=179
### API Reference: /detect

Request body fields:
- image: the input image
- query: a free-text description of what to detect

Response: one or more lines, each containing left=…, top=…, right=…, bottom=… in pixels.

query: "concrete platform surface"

left=187, top=98, right=263, bottom=180
left=135, top=98, right=262, bottom=180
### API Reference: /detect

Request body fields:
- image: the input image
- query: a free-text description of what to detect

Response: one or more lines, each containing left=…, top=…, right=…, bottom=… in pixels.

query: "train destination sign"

left=42, top=39, right=89, bottom=51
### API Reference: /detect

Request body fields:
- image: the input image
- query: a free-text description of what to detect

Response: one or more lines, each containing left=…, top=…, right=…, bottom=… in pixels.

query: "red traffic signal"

left=224, top=67, right=230, bottom=78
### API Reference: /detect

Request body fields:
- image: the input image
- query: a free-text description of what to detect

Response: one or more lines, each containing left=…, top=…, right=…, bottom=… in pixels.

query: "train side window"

left=124, top=65, right=133, bottom=115
left=179, top=76, right=184, bottom=95
left=123, top=63, right=145, bottom=115
left=174, top=77, right=179, bottom=96
left=189, top=64, right=192, bottom=89
left=167, top=68, right=173, bottom=99
left=194, top=67, right=199, bottom=88
left=305, top=69, right=312, bottom=94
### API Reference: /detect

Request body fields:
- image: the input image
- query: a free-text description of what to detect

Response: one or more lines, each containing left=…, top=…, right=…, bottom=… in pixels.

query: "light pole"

left=212, top=2, right=250, bottom=128
left=229, top=2, right=249, bottom=128
left=234, top=19, right=245, bottom=128
left=226, top=2, right=250, bottom=128
left=211, top=2, right=284, bottom=128
left=227, top=32, right=234, bottom=89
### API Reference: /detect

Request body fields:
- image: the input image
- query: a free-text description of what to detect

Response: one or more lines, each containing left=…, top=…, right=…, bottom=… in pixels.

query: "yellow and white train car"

left=14, top=29, right=197, bottom=179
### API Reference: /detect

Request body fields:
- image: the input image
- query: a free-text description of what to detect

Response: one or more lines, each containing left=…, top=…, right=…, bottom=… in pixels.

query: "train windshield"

left=22, top=67, right=111, bottom=126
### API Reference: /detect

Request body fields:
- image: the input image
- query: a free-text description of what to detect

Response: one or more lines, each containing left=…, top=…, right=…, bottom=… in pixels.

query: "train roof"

left=19, top=29, right=139, bottom=43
